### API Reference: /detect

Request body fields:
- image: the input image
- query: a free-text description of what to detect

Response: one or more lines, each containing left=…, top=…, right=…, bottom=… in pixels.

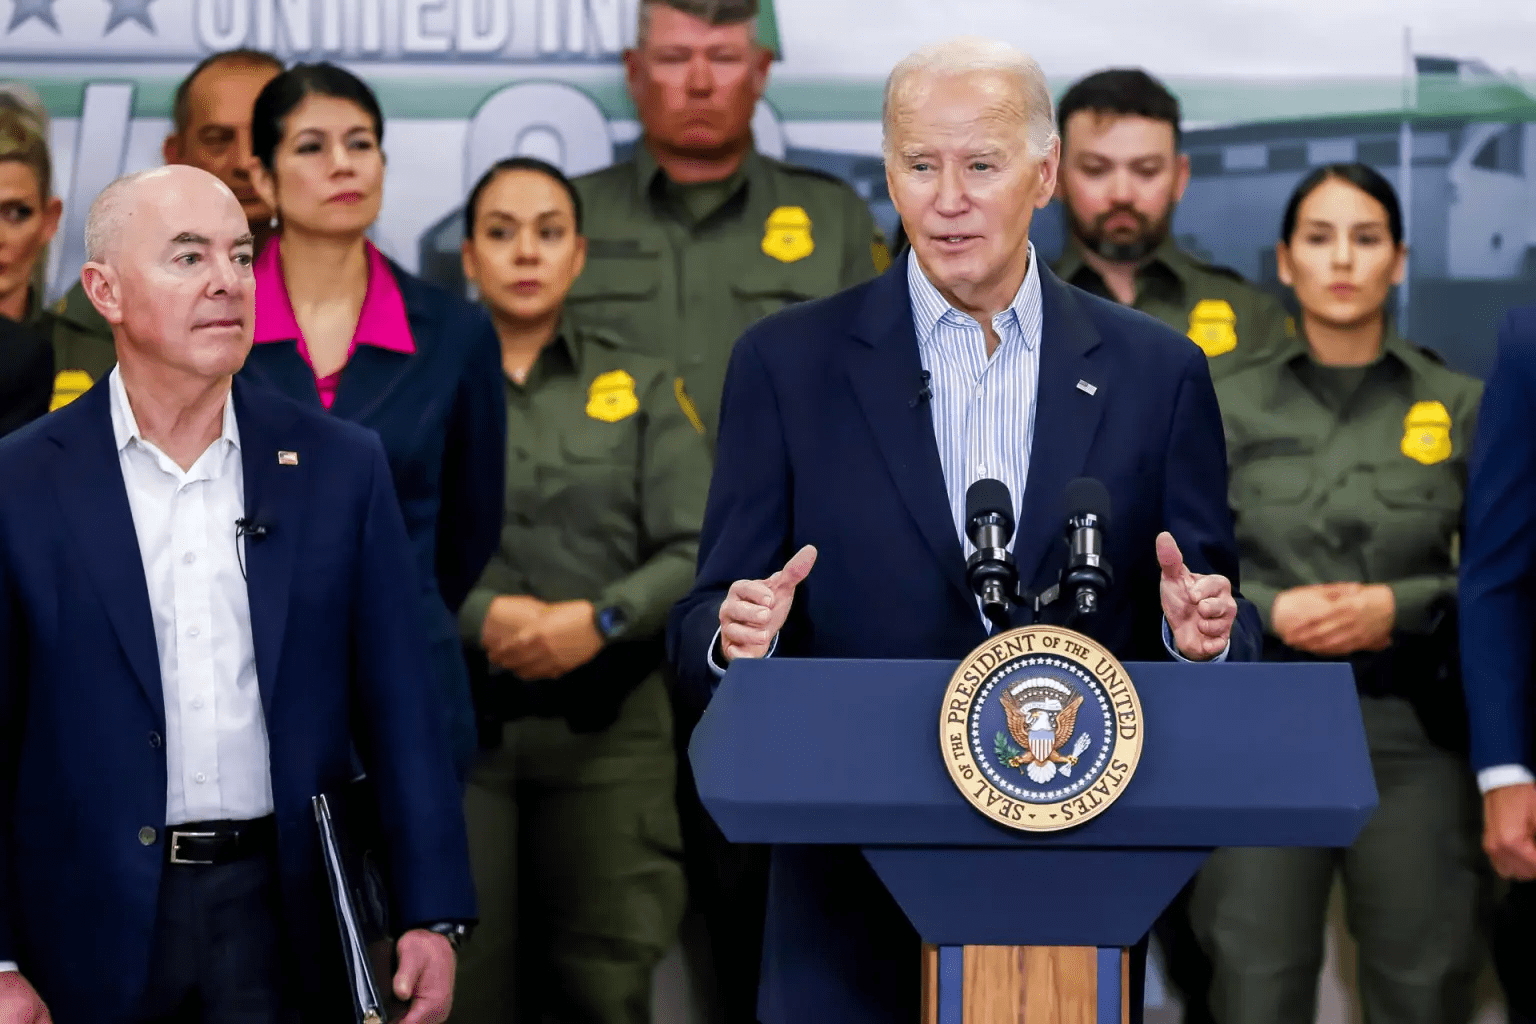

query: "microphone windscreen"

left=1064, top=477, right=1112, bottom=532
left=965, top=478, right=1015, bottom=535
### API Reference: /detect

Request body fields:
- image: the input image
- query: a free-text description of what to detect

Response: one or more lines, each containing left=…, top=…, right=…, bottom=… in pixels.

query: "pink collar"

left=252, top=239, right=414, bottom=354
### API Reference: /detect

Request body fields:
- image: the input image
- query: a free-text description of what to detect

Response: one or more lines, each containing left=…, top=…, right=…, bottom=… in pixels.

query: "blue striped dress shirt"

left=907, top=246, right=1043, bottom=560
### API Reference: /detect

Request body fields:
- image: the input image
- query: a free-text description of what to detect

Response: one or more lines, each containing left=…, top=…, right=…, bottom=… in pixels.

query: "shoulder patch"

left=674, top=378, right=706, bottom=436
left=872, top=234, right=892, bottom=273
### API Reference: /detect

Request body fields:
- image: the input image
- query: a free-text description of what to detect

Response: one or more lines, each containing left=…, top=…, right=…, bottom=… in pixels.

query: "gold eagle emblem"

left=1001, top=688, right=1087, bottom=785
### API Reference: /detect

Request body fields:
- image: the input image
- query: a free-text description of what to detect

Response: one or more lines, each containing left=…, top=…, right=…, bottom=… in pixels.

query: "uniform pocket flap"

left=1231, top=458, right=1313, bottom=504
left=1374, top=465, right=1457, bottom=508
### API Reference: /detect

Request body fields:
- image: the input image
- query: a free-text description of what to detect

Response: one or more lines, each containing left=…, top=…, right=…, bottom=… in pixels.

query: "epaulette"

left=1416, top=344, right=1447, bottom=366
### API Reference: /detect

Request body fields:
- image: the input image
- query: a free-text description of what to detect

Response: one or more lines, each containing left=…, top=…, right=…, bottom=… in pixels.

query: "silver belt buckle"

left=168, top=830, right=216, bottom=865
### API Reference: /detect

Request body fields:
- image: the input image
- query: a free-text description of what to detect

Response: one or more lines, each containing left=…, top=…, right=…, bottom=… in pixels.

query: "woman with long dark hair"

left=1190, top=163, right=1489, bottom=1024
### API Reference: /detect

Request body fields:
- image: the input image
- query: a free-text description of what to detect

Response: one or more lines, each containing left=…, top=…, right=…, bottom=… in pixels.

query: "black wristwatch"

left=422, top=921, right=473, bottom=952
left=596, top=604, right=628, bottom=642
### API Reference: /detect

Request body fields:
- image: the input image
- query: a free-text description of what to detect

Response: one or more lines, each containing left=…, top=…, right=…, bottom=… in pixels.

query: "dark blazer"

left=0, top=376, right=476, bottom=1023
left=240, top=260, right=505, bottom=776
left=1461, top=305, right=1536, bottom=774
left=667, top=253, right=1259, bottom=1024
left=0, top=314, right=51, bottom=439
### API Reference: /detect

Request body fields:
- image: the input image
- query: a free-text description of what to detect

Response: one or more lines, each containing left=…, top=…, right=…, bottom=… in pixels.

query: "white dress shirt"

left=706, top=249, right=1223, bottom=674
left=109, top=368, right=275, bottom=826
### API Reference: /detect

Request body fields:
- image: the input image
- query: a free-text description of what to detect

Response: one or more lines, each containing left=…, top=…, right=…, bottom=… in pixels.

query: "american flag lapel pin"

left=1076, top=379, right=1098, bottom=396
left=278, top=450, right=299, bottom=466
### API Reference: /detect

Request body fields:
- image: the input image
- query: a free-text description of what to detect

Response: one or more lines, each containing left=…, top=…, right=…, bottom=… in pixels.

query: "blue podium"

left=689, top=659, right=1377, bottom=1023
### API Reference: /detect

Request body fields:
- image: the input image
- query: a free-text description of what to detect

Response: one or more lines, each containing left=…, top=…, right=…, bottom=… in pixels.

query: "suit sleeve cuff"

left=707, top=627, right=780, bottom=683
left=0, top=962, right=16, bottom=973
left=1478, top=764, right=1536, bottom=794
left=1163, top=618, right=1229, bottom=663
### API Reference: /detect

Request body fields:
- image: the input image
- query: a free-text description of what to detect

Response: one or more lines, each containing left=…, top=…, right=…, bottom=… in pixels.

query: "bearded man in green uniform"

left=570, top=0, right=887, bottom=446
left=1051, top=66, right=1297, bottom=1023
left=1053, top=68, right=1292, bottom=379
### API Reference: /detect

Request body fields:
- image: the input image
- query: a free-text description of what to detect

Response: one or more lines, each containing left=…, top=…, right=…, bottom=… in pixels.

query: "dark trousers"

left=139, top=854, right=300, bottom=1024
left=1497, top=881, right=1536, bottom=1024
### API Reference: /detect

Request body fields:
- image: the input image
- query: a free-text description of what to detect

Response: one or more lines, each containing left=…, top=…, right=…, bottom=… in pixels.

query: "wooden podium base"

left=920, top=945, right=1130, bottom=1024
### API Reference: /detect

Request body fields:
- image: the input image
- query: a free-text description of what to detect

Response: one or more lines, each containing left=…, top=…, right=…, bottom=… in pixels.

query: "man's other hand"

left=1484, top=782, right=1536, bottom=881
left=393, top=929, right=456, bottom=1024
left=0, top=974, right=50, bottom=1024
left=718, top=545, right=817, bottom=663
left=1157, top=532, right=1236, bottom=661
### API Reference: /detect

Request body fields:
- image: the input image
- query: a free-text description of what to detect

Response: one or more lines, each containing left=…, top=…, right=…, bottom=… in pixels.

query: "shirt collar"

left=635, top=142, right=754, bottom=202
left=252, top=239, right=414, bottom=354
left=108, top=365, right=241, bottom=456
left=907, top=244, right=1043, bottom=351
left=1056, top=233, right=1187, bottom=297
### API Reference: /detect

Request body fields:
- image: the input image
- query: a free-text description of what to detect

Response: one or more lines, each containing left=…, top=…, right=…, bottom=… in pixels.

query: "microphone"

left=910, top=370, right=933, bottom=408
left=1060, top=478, right=1113, bottom=622
left=235, top=517, right=269, bottom=541
left=964, top=478, right=1017, bottom=631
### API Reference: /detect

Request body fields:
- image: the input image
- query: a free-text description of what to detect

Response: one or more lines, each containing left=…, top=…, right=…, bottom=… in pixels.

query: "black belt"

left=166, top=816, right=276, bottom=866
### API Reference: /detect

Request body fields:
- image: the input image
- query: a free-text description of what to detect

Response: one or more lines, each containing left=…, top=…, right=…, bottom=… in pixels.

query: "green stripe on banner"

left=14, top=72, right=1536, bottom=125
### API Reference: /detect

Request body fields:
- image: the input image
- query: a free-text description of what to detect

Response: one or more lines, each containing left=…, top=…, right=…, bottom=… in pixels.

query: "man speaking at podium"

left=668, top=36, right=1261, bottom=1024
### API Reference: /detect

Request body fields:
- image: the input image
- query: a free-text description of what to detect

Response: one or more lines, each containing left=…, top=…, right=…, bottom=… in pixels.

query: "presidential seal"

left=940, top=625, right=1143, bottom=833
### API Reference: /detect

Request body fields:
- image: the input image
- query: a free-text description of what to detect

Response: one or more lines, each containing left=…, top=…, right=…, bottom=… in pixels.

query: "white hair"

left=83, top=168, right=163, bottom=264
left=882, top=37, right=1058, bottom=161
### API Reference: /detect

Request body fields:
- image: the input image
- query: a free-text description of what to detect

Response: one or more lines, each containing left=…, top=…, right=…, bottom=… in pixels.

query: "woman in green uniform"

left=1191, top=163, right=1488, bottom=1024
left=452, top=156, right=708, bottom=1024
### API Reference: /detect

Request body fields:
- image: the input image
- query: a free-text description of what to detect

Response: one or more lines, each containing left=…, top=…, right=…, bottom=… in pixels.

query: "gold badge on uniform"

left=871, top=237, right=892, bottom=274
left=1401, top=400, right=1453, bottom=465
left=1187, top=299, right=1238, bottom=357
left=49, top=369, right=93, bottom=411
left=761, top=206, right=814, bottom=263
left=587, top=369, right=639, bottom=423
left=674, top=378, right=705, bottom=436
left=940, top=625, right=1143, bottom=833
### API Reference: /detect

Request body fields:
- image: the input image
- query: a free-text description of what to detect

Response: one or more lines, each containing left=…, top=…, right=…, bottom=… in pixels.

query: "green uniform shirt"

left=458, top=320, right=711, bottom=647
left=1213, top=331, right=1483, bottom=634
left=569, top=145, right=887, bottom=442
left=45, top=280, right=115, bottom=410
left=1054, top=236, right=1293, bottom=378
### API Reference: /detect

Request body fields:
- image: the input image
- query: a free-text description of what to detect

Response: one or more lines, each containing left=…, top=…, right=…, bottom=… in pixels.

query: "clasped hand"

left=1270, top=581, right=1395, bottom=657
left=482, top=595, right=603, bottom=680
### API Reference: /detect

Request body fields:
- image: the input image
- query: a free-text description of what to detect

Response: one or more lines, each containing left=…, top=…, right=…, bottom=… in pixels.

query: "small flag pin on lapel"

left=278, top=450, right=299, bottom=466
left=1076, top=379, right=1098, bottom=396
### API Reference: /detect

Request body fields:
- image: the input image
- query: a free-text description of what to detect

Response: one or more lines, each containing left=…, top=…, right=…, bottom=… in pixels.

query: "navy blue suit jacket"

left=1461, top=305, right=1536, bottom=774
left=667, top=254, right=1259, bottom=1024
left=0, top=376, right=476, bottom=1023
left=240, top=261, right=504, bottom=775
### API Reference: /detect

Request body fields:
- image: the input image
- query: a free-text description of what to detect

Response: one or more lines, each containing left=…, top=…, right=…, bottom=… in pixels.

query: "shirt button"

left=977, top=464, right=987, bottom=474
left=975, top=386, right=984, bottom=397
left=188, top=626, right=200, bottom=638
left=182, top=552, right=195, bottom=565
left=138, top=826, right=157, bottom=846
left=148, top=732, right=162, bottom=749
left=194, top=773, right=207, bottom=784
left=191, top=696, right=204, bottom=710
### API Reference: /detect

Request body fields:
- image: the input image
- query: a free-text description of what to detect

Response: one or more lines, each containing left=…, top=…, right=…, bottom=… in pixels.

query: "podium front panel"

left=691, top=659, right=1375, bottom=850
